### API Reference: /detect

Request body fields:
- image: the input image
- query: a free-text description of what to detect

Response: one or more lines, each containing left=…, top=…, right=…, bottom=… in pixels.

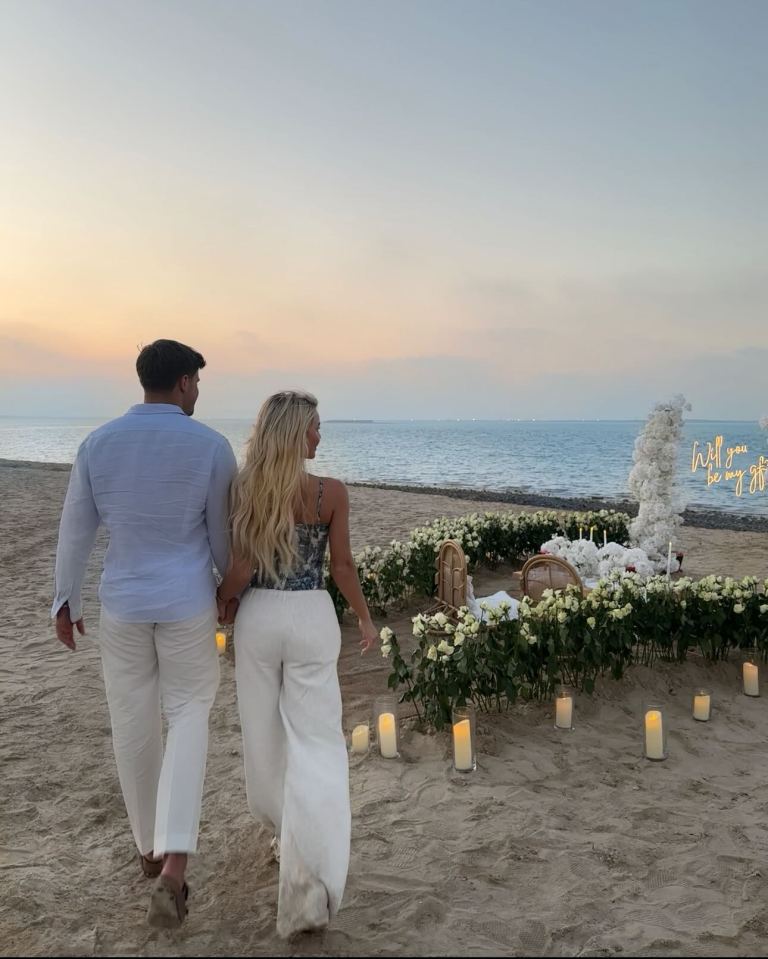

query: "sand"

left=2, top=460, right=768, bottom=957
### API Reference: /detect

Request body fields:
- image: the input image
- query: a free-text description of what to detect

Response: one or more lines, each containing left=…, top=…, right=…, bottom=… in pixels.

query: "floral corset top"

left=250, top=479, right=330, bottom=592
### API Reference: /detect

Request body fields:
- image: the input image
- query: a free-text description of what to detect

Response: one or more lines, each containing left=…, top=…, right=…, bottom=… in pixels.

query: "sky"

left=1, top=0, right=766, bottom=420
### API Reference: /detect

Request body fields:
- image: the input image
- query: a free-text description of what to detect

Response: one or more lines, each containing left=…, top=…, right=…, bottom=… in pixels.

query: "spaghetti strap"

left=316, top=478, right=324, bottom=521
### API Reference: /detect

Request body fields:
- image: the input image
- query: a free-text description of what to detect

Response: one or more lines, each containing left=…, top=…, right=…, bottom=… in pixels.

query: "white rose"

left=734, top=604, right=744, bottom=614
left=437, top=639, right=453, bottom=655
left=760, top=605, right=768, bottom=614
left=381, top=645, right=392, bottom=658
left=587, top=616, right=596, bottom=628
left=427, top=645, right=438, bottom=661
left=434, top=612, right=448, bottom=627
left=454, top=632, right=466, bottom=646
left=379, top=626, right=394, bottom=642
left=557, top=611, right=568, bottom=623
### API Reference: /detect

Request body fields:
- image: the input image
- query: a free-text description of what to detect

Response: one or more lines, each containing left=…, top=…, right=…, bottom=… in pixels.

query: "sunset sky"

left=1, top=0, right=766, bottom=420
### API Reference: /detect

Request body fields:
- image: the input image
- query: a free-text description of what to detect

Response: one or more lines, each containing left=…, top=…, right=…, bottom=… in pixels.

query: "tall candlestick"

left=578, top=526, right=583, bottom=540
left=589, top=526, right=595, bottom=542
left=666, top=541, right=673, bottom=577
left=743, top=662, right=760, bottom=697
left=603, top=530, right=607, bottom=548
left=644, top=709, right=665, bottom=760
left=378, top=713, right=398, bottom=757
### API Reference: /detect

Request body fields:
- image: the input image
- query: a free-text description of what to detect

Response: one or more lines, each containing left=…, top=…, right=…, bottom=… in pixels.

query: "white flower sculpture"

left=540, top=537, right=658, bottom=580
left=627, top=394, right=690, bottom=569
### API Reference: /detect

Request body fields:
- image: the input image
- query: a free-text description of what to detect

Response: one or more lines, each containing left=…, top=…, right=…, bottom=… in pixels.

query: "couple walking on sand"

left=52, top=339, right=378, bottom=937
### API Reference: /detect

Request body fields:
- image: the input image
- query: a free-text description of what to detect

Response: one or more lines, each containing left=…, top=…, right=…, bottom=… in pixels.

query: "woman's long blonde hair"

left=230, top=389, right=318, bottom=584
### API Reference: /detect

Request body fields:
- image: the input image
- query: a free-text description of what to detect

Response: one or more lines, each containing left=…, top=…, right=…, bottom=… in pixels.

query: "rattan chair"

left=521, top=555, right=584, bottom=602
left=427, top=539, right=467, bottom=617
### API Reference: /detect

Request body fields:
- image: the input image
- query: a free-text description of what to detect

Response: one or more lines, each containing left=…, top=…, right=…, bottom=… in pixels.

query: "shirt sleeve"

left=51, top=440, right=101, bottom=621
left=206, top=439, right=238, bottom=577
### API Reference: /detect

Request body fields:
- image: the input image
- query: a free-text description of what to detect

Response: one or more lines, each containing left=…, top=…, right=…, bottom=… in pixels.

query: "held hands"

left=216, top=590, right=239, bottom=626
left=55, top=603, right=85, bottom=651
left=358, top=616, right=378, bottom=654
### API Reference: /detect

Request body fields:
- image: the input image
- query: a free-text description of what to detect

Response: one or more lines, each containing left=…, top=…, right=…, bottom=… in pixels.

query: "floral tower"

left=627, top=394, right=691, bottom=569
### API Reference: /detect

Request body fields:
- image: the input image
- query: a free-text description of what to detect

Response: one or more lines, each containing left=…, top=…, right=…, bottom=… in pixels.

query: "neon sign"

left=690, top=435, right=767, bottom=497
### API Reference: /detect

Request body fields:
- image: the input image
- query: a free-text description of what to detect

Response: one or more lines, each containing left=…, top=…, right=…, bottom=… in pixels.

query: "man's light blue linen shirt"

left=52, top=403, right=238, bottom=623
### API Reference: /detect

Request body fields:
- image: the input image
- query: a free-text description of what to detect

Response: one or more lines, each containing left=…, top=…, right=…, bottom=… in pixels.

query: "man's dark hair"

left=136, top=339, right=206, bottom=391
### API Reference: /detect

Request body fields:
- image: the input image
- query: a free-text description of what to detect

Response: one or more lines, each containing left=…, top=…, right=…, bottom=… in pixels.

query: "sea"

left=1, top=417, right=766, bottom=516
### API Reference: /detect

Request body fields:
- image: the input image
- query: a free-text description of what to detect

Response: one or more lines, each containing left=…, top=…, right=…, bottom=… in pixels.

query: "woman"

left=216, top=390, right=378, bottom=938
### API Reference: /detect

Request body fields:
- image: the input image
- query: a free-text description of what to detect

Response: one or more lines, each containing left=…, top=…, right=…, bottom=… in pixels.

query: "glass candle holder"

left=350, top=722, right=370, bottom=755
left=554, top=686, right=574, bottom=730
left=452, top=705, right=476, bottom=772
left=643, top=703, right=667, bottom=761
left=373, top=695, right=399, bottom=759
left=215, top=629, right=227, bottom=655
left=742, top=651, right=760, bottom=697
left=692, top=688, right=711, bottom=722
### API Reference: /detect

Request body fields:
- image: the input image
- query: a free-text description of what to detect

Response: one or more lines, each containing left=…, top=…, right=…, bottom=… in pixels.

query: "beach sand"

left=2, top=461, right=768, bottom=957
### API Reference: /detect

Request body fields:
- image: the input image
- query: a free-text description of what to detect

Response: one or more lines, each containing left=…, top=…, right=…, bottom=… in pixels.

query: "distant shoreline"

left=3, top=458, right=765, bottom=533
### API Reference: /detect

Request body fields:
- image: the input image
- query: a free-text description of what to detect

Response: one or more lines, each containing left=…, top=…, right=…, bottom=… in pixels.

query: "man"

left=52, top=339, right=238, bottom=928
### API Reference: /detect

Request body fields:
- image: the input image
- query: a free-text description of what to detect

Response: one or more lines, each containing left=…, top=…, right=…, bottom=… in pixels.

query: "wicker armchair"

left=425, top=539, right=467, bottom=617
left=521, top=555, right=584, bottom=602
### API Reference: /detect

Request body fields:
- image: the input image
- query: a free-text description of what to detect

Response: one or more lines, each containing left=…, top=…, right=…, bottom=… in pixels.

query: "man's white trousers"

left=98, top=605, right=219, bottom=856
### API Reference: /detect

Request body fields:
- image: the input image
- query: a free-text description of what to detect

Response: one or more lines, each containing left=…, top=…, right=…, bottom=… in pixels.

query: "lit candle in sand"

left=589, top=526, right=595, bottom=542
left=743, top=662, right=760, bottom=697
left=453, top=719, right=474, bottom=771
left=377, top=713, right=398, bottom=758
left=603, top=530, right=607, bottom=548
left=666, top=541, right=673, bottom=577
left=644, top=709, right=665, bottom=760
left=555, top=690, right=573, bottom=730
left=351, top=724, right=369, bottom=754
left=578, top=527, right=583, bottom=540
left=692, top=690, right=711, bottom=722
left=215, top=630, right=227, bottom=655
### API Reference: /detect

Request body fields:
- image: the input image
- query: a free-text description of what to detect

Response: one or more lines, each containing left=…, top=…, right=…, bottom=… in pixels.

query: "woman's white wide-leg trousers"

left=234, top=588, right=350, bottom=937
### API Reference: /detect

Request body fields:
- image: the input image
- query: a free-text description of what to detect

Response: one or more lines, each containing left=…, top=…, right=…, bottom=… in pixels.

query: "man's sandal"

left=147, top=875, right=190, bottom=929
left=139, top=852, right=164, bottom=879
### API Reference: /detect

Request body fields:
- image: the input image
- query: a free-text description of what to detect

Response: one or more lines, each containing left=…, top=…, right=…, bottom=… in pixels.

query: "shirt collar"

left=128, top=403, right=186, bottom=416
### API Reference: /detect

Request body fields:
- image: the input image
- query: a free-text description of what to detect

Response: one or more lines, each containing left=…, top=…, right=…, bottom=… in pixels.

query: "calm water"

left=1, top=417, right=766, bottom=516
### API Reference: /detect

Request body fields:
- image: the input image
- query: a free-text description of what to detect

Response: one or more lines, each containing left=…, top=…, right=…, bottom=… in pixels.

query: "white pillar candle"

left=453, top=719, right=474, bottom=771
left=578, top=526, right=583, bottom=540
left=603, top=530, right=607, bottom=548
left=215, top=631, right=227, bottom=655
left=589, top=526, right=595, bottom=542
left=743, top=662, right=760, bottom=697
left=378, top=713, right=398, bottom=758
left=555, top=693, right=573, bottom=729
left=666, top=541, right=673, bottom=577
left=692, top=693, right=711, bottom=722
left=351, top=724, right=369, bottom=754
left=644, top=709, right=665, bottom=760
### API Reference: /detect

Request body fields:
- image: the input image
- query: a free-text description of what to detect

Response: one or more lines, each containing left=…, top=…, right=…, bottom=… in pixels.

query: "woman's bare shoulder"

left=319, top=476, right=348, bottom=509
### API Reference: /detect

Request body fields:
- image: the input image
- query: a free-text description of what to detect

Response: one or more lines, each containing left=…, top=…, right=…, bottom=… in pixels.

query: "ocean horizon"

left=2, top=415, right=766, bottom=517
